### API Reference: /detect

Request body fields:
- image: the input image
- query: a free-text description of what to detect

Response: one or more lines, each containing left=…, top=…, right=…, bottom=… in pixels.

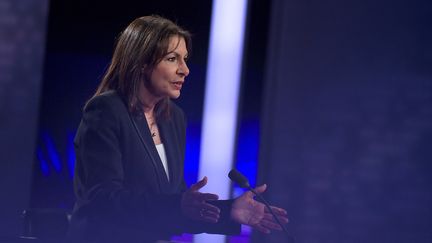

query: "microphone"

left=228, top=169, right=295, bottom=243
left=228, top=169, right=250, bottom=189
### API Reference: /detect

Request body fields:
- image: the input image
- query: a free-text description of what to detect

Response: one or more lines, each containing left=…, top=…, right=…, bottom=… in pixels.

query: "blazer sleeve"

left=73, top=96, right=185, bottom=234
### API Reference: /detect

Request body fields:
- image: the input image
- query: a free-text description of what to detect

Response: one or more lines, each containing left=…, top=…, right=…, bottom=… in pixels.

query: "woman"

left=69, top=15, right=288, bottom=242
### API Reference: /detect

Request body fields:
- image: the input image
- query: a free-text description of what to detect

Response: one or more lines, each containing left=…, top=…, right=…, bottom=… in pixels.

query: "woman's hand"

left=230, top=184, right=289, bottom=233
left=181, top=176, right=221, bottom=223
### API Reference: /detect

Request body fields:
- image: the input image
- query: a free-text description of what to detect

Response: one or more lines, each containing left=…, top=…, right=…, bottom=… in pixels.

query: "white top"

left=155, top=143, right=169, bottom=181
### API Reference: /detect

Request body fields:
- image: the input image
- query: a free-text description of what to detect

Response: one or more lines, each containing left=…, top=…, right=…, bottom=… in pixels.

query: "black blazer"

left=68, top=91, right=239, bottom=243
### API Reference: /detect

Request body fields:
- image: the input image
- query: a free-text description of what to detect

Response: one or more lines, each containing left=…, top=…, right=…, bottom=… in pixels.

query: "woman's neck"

left=139, top=81, right=162, bottom=114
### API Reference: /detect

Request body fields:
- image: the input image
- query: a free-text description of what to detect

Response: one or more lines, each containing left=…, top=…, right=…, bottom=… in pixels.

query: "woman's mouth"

left=172, top=81, right=183, bottom=90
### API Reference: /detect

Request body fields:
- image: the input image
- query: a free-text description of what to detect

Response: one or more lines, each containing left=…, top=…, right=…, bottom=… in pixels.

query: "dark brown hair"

left=91, top=15, right=191, bottom=118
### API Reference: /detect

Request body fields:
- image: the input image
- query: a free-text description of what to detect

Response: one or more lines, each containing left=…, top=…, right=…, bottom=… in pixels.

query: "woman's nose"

left=178, top=61, right=190, bottom=77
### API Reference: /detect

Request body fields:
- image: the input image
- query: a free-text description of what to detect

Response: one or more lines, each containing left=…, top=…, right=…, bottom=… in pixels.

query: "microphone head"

left=228, top=169, right=250, bottom=189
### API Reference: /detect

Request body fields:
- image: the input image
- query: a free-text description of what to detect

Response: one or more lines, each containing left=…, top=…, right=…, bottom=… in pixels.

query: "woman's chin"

left=169, top=91, right=181, bottom=99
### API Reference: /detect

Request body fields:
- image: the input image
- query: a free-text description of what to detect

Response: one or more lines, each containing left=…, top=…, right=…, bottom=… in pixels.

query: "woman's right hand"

left=181, top=176, right=220, bottom=223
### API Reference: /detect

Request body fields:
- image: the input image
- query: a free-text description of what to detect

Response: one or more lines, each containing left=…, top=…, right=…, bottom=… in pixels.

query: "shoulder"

left=84, top=90, right=127, bottom=114
left=80, top=90, right=130, bottom=128
left=75, top=91, right=126, bottom=143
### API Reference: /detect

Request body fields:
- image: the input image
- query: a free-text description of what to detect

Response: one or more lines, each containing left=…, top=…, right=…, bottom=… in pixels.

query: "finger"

left=199, top=192, right=219, bottom=201
left=253, top=224, right=271, bottom=234
left=189, top=212, right=218, bottom=224
left=183, top=207, right=219, bottom=224
left=200, top=203, right=221, bottom=214
left=185, top=206, right=218, bottom=217
left=193, top=208, right=220, bottom=223
left=253, top=184, right=267, bottom=194
left=202, top=208, right=220, bottom=219
left=264, top=213, right=289, bottom=223
left=265, top=205, right=287, bottom=216
left=260, top=219, right=282, bottom=231
left=201, top=209, right=220, bottom=223
left=190, top=176, right=208, bottom=191
left=201, top=215, right=219, bottom=223
left=263, top=213, right=274, bottom=221
left=242, top=190, right=255, bottom=199
left=264, top=213, right=289, bottom=224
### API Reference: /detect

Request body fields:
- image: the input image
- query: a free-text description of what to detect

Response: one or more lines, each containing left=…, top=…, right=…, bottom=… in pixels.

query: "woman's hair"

left=91, top=15, right=191, bottom=118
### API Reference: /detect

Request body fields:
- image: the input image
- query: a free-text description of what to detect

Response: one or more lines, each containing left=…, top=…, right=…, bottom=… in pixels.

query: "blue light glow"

left=36, top=148, right=49, bottom=176
left=197, top=0, right=248, bottom=242
left=184, top=122, right=201, bottom=187
left=42, top=132, right=62, bottom=173
left=37, top=131, right=76, bottom=179
left=234, top=120, right=259, bottom=188
left=67, top=130, right=76, bottom=179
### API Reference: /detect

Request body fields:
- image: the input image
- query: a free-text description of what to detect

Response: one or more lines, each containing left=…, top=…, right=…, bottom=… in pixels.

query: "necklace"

left=145, top=112, right=157, bottom=138
left=148, top=121, right=156, bottom=137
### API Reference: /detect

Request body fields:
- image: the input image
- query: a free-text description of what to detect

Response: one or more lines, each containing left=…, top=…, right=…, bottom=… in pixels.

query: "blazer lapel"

left=158, top=118, right=181, bottom=191
left=131, top=114, right=170, bottom=192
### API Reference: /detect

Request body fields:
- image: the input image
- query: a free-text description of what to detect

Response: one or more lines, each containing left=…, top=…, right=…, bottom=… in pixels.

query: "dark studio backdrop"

left=255, top=0, right=432, bottom=242
left=1, top=0, right=431, bottom=242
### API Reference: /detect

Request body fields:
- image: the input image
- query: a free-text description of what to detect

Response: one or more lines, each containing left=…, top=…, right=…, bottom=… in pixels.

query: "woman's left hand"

left=230, top=184, right=289, bottom=233
left=181, top=176, right=221, bottom=223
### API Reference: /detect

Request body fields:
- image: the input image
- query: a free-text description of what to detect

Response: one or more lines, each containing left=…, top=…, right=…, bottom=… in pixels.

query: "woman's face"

left=147, top=35, right=190, bottom=99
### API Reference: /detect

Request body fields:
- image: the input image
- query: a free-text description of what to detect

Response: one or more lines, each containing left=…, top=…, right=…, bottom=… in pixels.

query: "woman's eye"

left=167, top=56, right=176, bottom=62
